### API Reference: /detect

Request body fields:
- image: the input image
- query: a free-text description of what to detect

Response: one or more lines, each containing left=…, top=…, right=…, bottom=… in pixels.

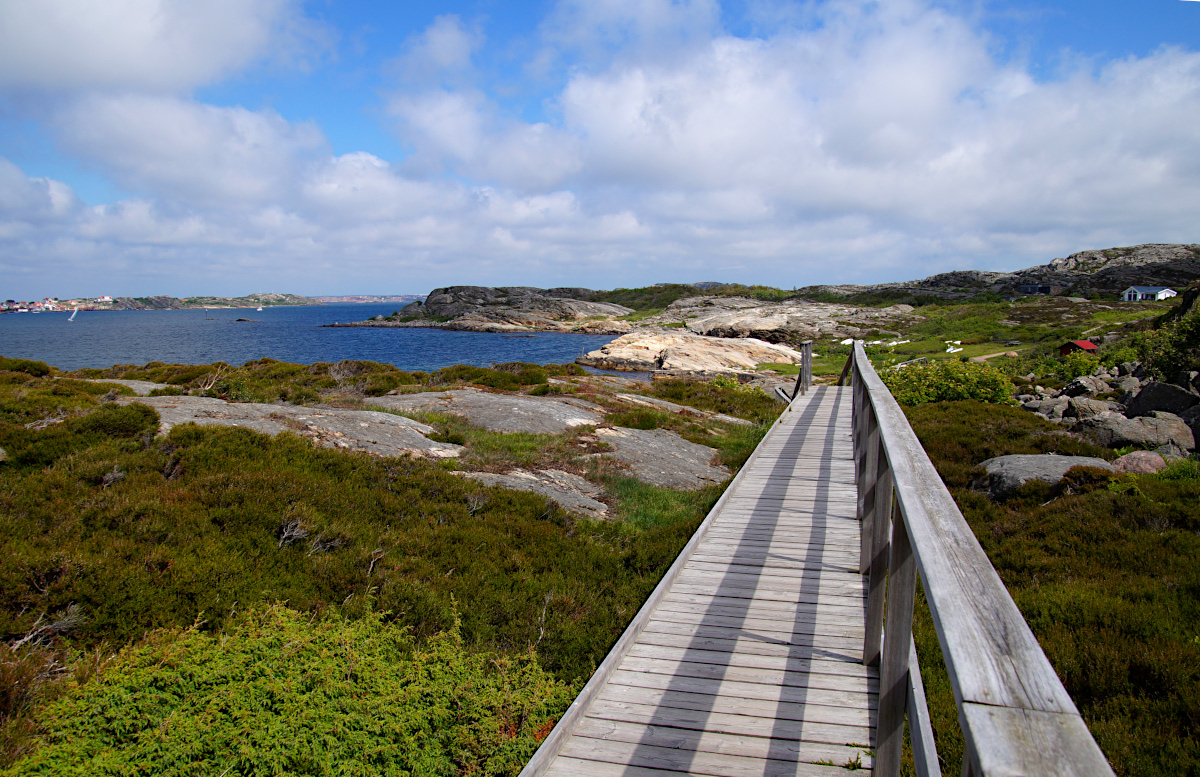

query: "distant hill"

left=796, top=243, right=1200, bottom=301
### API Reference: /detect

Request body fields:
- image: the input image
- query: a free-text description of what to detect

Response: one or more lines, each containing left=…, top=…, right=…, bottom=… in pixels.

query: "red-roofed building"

left=1060, top=340, right=1099, bottom=356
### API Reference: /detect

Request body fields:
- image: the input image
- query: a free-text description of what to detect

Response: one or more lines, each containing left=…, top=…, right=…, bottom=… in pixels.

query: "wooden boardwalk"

left=538, top=386, right=877, bottom=777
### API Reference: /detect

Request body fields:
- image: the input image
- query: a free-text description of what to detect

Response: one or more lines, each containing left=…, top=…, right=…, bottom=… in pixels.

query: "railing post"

left=876, top=513, right=918, bottom=777
left=790, top=340, right=813, bottom=398
left=856, top=402, right=879, bottom=577
left=862, top=484, right=894, bottom=667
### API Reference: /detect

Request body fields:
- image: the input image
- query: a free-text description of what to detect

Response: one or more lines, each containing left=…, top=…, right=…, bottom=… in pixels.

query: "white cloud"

left=3, top=0, right=1200, bottom=299
left=0, top=0, right=326, bottom=92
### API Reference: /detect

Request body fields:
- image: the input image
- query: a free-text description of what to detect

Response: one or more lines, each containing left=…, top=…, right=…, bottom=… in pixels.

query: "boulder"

left=1073, top=410, right=1195, bottom=450
left=0, top=445, right=6, bottom=463
left=78, top=378, right=172, bottom=396
left=1064, top=396, right=1121, bottom=421
left=1022, top=396, right=1069, bottom=422
left=458, top=469, right=608, bottom=519
left=1061, top=375, right=1109, bottom=398
left=594, top=426, right=730, bottom=489
left=1181, top=406, right=1200, bottom=445
left=369, top=389, right=606, bottom=434
left=578, top=332, right=803, bottom=374
left=1118, top=361, right=1141, bottom=377
left=120, top=396, right=464, bottom=459
left=1112, top=376, right=1141, bottom=393
left=1177, top=371, right=1200, bottom=395
left=973, top=454, right=1114, bottom=499
left=1112, top=451, right=1167, bottom=475
left=1123, top=381, right=1200, bottom=417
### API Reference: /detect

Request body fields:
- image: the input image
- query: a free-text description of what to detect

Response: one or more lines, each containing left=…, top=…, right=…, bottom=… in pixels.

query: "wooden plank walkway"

left=542, top=386, right=876, bottom=777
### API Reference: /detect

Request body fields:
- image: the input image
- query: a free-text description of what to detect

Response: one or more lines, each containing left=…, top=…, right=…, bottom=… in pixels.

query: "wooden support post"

left=876, top=513, right=918, bottom=777
left=908, top=637, right=940, bottom=777
left=863, top=476, right=894, bottom=667
left=857, top=408, right=880, bottom=576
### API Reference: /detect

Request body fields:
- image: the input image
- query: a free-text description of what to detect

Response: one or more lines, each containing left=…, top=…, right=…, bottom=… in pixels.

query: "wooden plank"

left=606, top=669, right=875, bottom=717
left=558, top=738, right=857, bottom=777
left=640, top=620, right=864, bottom=656
left=645, top=607, right=866, bottom=639
left=635, top=627, right=865, bottom=665
left=654, top=599, right=867, bottom=626
left=625, top=643, right=877, bottom=684
left=586, top=698, right=872, bottom=749
left=572, top=717, right=874, bottom=769
left=668, top=580, right=865, bottom=605
left=662, top=591, right=866, bottom=616
left=519, top=395, right=823, bottom=776
left=961, top=704, right=1114, bottom=777
left=617, top=655, right=878, bottom=696
left=597, top=682, right=877, bottom=732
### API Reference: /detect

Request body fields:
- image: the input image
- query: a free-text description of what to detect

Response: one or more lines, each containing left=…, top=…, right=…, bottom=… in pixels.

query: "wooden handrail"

left=843, top=342, right=1113, bottom=777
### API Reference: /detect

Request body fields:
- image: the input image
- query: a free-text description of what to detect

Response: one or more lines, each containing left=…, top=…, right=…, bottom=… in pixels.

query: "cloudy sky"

left=1, top=0, right=1198, bottom=299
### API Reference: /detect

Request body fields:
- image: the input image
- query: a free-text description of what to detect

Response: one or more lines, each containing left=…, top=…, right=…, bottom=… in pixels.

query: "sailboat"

left=68, top=306, right=78, bottom=322
left=256, top=306, right=263, bottom=311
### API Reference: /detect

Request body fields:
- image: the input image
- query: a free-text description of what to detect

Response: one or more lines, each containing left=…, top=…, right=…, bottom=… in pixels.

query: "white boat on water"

left=256, top=306, right=263, bottom=311
left=68, top=306, right=78, bottom=321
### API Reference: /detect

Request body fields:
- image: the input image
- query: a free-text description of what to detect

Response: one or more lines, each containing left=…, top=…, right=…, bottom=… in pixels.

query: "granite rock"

left=973, top=454, right=1114, bottom=499
left=368, top=388, right=606, bottom=434
left=458, top=469, right=608, bottom=519
left=594, top=426, right=730, bottom=489
left=1073, top=410, right=1195, bottom=450
left=1123, top=381, right=1200, bottom=417
left=579, top=332, right=803, bottom=374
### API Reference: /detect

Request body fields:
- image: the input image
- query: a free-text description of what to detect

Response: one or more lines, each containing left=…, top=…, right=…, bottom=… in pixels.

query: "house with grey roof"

left=1122, top=286, right=1177, bottom=302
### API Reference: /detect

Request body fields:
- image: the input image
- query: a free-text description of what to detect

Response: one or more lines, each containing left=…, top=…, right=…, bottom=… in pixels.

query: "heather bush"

left=6, top=607, right=575, bottom=777
left=879, top=360, right=1014, bottom=406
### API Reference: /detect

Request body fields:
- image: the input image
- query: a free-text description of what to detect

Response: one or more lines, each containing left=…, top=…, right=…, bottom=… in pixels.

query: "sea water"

left=0, top=303, right=619, bottom=372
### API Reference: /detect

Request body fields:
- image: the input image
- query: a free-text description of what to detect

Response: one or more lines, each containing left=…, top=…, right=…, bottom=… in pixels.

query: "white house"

left=1122, top=286, right=1176, bottom=302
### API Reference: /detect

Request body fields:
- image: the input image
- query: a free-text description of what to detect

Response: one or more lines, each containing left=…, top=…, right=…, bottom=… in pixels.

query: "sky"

left=1, top=0, right=1199, bottom=299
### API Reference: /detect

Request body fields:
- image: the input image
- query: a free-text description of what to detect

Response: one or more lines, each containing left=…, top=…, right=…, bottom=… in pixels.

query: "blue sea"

left=0, top=304, right=619, bottom=372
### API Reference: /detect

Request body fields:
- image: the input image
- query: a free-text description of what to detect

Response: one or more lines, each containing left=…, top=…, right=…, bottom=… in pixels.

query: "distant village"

left=2, top=296, right=115, bottom=313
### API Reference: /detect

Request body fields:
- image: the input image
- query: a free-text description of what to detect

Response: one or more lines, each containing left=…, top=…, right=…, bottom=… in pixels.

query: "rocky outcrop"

left=119, top=395, right=464, bottom=458
left=1061, top=375, right=1110, bottom=398
left=1124, top=382, right=1200, bottom=417
left=972, top=454, right=1114, bottom=499
left=578, top=332, right=803, bottom=374
left=797, top=243, right=1200, bottom=300
left=368, top=389, right=606, bottom=434
left=80, top=378, right=171, bottom=396
left=357, top=286, right=636, bottom=333
left=594, top=426, right=730, bottom=489
left=614, top=393, right=754, bottom=426
left=641, top=296, right=921, bottom=342
left=458, top=469, right=608, bottom=518
left=1073, top=411, right=1195, bottom=450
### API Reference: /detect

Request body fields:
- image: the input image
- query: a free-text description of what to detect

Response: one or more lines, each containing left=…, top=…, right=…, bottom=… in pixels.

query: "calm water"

left=0, top=304, right=618, bottom=372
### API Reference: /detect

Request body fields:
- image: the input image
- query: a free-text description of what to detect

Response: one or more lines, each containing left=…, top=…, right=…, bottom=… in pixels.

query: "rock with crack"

left=76, top=378, right=172, bottom=395
left=614, top=392, right=753, bottom=426
left=972, top=454, right=1114, bottom=499
left=1073, top=410, right=1195, bottom=450
left=578, top=332, right=803, bottom=375
left=457, top=469, right=608, bottom=519
left=368, top=388, right=606, bottom=434
left=594, top=426, right=730, bottom=489
left=118, top=395, right=463, bottom=458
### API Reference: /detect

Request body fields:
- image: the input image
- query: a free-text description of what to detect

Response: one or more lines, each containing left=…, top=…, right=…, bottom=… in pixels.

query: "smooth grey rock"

left=79, top=378, right=171, bottom=396
left=1123, top=381, right=1200, bottom=417
left=1023, top=397, right=1069, bottom=421
left=973, top=454, right=1114, bottom=499
left=1154, top=442, right=1189, bottom=461
left=1074, top=410, right=1195, bottom=450
left=614, top=392, right=754, bottom=426
left=1065, top=396, right=1121, bottom=420
left=594, top=426, right=730, bottom=490
left=458, top=469, right=608, bottom=519
left=1112, top=376, right=1141, bottom=393
left=1180, top=406, right=1200, bottom=447
left=368, top=388, right=606, bottom=434
left=1113, top=451, right=1167, bottom=474
left=119, top=395, right=463, bottom=458
left=1061, top=375, right=1108, bottom=398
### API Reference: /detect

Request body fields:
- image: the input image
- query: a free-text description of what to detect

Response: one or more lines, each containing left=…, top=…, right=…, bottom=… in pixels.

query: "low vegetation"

left=0, top=359, right=775, bottom=773
left=879, top=360, right=1015, bottom=406
left=904, top=402, right=1199, bottom=777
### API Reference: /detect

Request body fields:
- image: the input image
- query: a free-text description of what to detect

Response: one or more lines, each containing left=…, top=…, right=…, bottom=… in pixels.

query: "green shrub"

left=1135, top=305, right=1200, bottom=379
left=7, top=606, right=575, bottom=777
left=1061, top=348, right=1101, bottom=379
left=0, top=359, right=52, bottom=378
left=879, top=361, right=1014, bottom=406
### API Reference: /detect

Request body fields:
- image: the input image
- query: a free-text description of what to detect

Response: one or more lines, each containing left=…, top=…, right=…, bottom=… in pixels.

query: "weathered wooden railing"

left=774, top=339, right=813, bottom=402
left=842, top=341, right=1113, bottom=777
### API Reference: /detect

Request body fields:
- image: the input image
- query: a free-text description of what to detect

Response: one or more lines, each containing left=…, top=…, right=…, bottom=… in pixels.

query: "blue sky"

left=1, top=0, right=1198, bottom=299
